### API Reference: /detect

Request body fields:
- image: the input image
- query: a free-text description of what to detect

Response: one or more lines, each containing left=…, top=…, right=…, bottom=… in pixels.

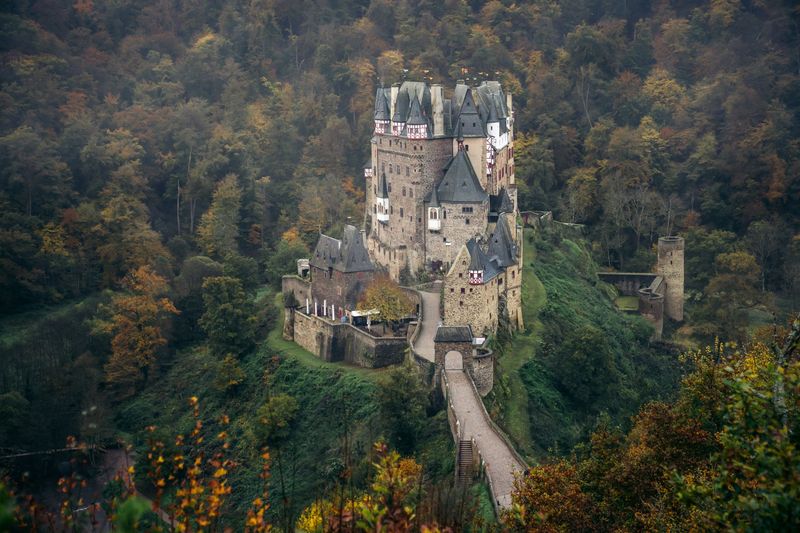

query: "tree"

left=376, top=365, right=427, bottom=454
left=504, top=460, right=597, bottom=532
left=255, top=393, right=299, bottom=447
left=197, top=174, right=242, bottom=259
left=96, top=266, right=178, bottom=397
left=358, top=275, right=414, bottom=329
left=0, top=126, right=72, bottom=217
left=701, top=251, right=763, bottom=341
left=547, top=325, right=619, bottom=409
left=214, top=354, right=245, bottom=393
left=199, top=276, right=256, bottom=356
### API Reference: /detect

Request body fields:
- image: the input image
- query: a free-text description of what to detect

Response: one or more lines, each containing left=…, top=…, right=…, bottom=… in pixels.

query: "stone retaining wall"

left=288, top=309, right=406, bottom=368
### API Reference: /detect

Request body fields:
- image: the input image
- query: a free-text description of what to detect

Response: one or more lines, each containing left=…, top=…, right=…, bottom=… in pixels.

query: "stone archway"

left=444, top=350, right=464, bottom=370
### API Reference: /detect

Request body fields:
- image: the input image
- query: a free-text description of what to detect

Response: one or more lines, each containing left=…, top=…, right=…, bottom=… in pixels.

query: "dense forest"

left=1, top=0, right=799, bottom=530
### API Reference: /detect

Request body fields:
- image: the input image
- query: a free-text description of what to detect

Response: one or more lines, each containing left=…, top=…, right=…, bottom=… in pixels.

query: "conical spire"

left=377, top=172, right=389, bottom=199
left=374, top=87, right=390, bottom=120
left=407, top=95, right=426, bottom=125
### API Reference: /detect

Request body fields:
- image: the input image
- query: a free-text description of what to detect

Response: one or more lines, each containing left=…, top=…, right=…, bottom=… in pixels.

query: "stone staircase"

left=456, top=439, right=474, bottom=483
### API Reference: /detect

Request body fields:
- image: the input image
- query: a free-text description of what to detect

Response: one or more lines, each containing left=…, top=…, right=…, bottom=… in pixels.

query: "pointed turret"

left=376, top=173, right=389, bottom=224
left=406, top=95, right=429, bottom=139
left=487, top=215, right=517, bottom=268
left=374, top=87, right=390, bottom=134
left=466, top=239, right=499, bottom=285
left=426, top=186, right=441, bottom=231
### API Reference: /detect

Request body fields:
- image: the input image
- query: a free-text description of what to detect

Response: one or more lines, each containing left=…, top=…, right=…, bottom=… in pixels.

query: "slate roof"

left=436, top=150, right=488, bottom=204
left=374, top=87, right=390, bottom=120
left=377, top=172, right=388, bottom=199
left=310, top=225, right=374, bottom=273
left=490, top=187, right=513, bottom=214
left=426, top=184, right=440, bottom=207
left=374, top=80, right=510, bottom=139
left=487, top=215, right=518, bottom=268
left=407, top=95, right=427, bottom=125
left=454, top=88, right=486, bottom=138
left=434, top=325, right=473, bottom=343
left=466, top=238, right=500, bottom=282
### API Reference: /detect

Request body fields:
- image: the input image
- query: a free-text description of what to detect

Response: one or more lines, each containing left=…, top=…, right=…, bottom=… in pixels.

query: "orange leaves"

left=99, top=266, right=178, bottom=395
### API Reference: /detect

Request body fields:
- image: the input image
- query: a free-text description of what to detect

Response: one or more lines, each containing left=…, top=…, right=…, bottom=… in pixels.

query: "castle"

left=364, top=80, right=523, bottom=335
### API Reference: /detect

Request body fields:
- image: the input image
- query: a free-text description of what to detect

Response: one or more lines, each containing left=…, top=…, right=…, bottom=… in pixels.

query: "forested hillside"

left=1, top=0, right=799, bottom=530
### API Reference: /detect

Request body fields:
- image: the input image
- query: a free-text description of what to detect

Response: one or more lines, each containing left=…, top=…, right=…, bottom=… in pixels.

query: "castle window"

left=400, top=208, right=404, bottom=217
left=389, top=164, right=393, bottom=173
left=443, top=237, right=446, bottom=242
left=462, top=206, right=473, bottom=214
left=390, top=206, right=393, bottom=214
left=381, top=162, right=385, bottom=172
left=465, top=145, right=469, bottom=151
left=459, top=273, right=463, bottom=278
left=460, top=301, right=464, bottom=307
left=406, top=166, right=409, bottom=176
left=402, top=187, right=406, bottom=196
left=461, top=288, right=465, bottom=294
left=450, top=288, right=454, bottom=293
left=512, top=270, right=515, bottom=279
left=465, top=219, right=470, bottom=225
left=388, top=183, right=392, bottom=192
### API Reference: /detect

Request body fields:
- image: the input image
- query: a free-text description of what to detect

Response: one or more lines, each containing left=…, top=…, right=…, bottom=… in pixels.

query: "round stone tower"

left=656, top=236, right=684, bottom=322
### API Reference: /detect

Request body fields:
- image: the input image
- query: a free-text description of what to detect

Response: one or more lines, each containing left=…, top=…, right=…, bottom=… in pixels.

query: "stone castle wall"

left=425, top=200, right=490, bottom=271
left=443, top=247, right=499, bottom=336
left=370, top=135, right=453, bottom=277
left=281, top=275, right=312, bottom=307
left=289, top=309, right=406, bottom=368
left=470, top=349, right=494, bottom=396
left=309, top=266, right=374, bottom=314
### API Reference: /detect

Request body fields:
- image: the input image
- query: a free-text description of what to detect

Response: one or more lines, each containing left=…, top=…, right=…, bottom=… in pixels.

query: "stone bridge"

left=410, top=283, right=527, bottom=513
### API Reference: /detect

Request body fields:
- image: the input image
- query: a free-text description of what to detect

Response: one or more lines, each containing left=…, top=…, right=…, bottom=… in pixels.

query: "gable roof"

left=310, top=225, right=374, bottom=273
left=436, top=150, right=488, bottom=204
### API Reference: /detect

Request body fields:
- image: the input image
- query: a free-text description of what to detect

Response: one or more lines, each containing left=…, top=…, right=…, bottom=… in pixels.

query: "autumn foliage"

left=96, top=266, right=178, bottom=397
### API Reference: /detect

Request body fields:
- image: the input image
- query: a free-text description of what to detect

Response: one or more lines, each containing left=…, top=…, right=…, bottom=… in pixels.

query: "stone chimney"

left=390, top=83, right=400, bottom=121
left=431, top=84, right=444, bottom=137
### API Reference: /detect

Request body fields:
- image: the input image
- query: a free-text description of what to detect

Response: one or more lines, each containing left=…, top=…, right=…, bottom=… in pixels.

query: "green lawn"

left=615, top=295, right=639, bottom=312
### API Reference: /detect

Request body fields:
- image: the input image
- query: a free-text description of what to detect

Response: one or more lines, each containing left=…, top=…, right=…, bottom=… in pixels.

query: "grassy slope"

left=116, top=292, right=453, bottom=527
left=490, top=229, right=681, bottom=460
left=491, top=229, right=546, bottom=458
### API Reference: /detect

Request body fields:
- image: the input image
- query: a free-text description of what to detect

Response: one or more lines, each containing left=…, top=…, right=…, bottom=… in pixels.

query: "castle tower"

left=657, top=236, right=684, bottom=321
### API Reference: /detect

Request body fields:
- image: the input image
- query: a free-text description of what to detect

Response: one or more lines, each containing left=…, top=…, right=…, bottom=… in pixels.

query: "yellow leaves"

left=193, top=31, right=218, bottom=49
left=213, top=468, right=227, bottom=479
left=642, top=67, right=687, bottom=112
